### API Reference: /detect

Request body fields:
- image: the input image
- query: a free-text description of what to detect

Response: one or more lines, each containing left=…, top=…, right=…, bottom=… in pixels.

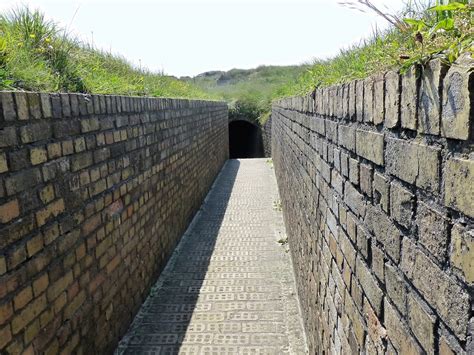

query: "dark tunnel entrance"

left=229, top=120, right=264, bottom=159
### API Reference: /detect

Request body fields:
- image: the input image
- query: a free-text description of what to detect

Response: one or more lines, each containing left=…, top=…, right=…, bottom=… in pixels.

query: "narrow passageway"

left=228, top=121, right=264, bottom=158
left=116, top=159, right=307, bottom=354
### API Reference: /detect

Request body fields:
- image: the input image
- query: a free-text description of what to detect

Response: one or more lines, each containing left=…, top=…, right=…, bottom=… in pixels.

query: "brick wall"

left=272, top=56, right=473, bottom=354
left=262, top=115, right=272, bottom=158
left=0, top=92, right=228, bottom=354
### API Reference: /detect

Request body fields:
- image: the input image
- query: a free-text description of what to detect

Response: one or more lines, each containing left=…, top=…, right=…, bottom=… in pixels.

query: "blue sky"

left=1, top=0, right=407, bottom=77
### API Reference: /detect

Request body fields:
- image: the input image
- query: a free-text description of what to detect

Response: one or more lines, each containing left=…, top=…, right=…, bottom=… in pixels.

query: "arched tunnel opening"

left=229, top=120, right=264, bottom=159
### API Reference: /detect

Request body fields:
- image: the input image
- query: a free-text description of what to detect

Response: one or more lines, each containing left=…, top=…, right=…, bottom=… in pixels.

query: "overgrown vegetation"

left=0, top=7, right=215, bottom=99
left=183, top=65, right=308, bottom=124
left=0, top=2, right=471, bottom=123
left=193, top=0, right=472, bottom=124
left=280, top=0, right=473, bottom=96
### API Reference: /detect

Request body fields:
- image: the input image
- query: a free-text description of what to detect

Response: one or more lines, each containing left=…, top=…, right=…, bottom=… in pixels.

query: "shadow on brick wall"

left=115, top=160, right=239, bottom=353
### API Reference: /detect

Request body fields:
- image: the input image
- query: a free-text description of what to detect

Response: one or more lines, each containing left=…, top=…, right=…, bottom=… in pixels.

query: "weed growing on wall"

left=278, top=0, right=472, bottom=96
left=401, top=0, right=473, bottom=67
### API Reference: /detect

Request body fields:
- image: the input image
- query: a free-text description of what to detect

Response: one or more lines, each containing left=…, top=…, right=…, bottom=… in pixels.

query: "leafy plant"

left=401, top=0, right=473, bottom=66
left=229, top=96, right=266, bottom=124
left=280, top=0, right=472, bottom=97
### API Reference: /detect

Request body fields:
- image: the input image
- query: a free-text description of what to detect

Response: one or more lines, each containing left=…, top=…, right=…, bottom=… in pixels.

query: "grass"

left=185, top=65, right=309, bottom=124
left=0, top=7, right=216, bottom=99
left=189, top=0, right=472, bottom=124
left=273, top=199, right=282, bottom=211
left=0, top=2, right=471, bottom=120
left=278, top=0, right=473, bottom=97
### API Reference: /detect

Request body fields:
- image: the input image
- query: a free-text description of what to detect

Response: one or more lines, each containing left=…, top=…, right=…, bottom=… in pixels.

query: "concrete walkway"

left=116, top=159, right=307, bottom=355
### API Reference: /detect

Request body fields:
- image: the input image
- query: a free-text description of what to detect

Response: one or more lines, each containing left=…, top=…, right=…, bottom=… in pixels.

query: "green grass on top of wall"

left=0, top=7, right=217, bottom=100
left=0, top=2, right=472, bottom=122
left=277, top=0, right=473, bottom=97
left=191, top=1, right=472, bottom=124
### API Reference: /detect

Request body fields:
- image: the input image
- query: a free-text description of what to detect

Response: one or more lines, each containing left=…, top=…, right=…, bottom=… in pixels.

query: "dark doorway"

left=229, top=120, right=264, bottom=159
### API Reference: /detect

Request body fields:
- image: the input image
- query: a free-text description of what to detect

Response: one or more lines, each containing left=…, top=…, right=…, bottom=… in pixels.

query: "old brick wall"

left=272, top=57, right=473, bottom=354
left=262, top=115, right=272, bottom=158
left=0, top=92, right=228, bottom=354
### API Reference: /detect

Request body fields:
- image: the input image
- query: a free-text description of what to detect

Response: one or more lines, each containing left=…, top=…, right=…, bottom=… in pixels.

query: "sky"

left=0, top=0, right=407, bottom=77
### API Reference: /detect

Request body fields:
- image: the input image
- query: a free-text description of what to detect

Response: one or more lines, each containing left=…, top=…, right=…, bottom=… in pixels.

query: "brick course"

left=0, top=92, right=228, bottom=354
left=262, top=115, right=272, bottom=158
left=272, top=57, right=473, bottom=354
